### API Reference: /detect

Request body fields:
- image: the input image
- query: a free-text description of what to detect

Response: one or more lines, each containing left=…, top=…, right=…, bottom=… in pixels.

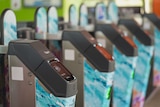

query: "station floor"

left=144, top=87, right=160, bottom=107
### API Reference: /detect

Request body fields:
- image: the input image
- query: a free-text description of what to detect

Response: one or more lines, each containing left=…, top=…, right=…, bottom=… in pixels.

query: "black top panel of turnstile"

left=95, top=23, right=138, bottom=56
left=118, top=19, right=154, bottom=46
left=143, top=13, right=160, bottom=30
left=62, top=30, right=115, bottom=72
left=8, top=40, right=77, bottom=97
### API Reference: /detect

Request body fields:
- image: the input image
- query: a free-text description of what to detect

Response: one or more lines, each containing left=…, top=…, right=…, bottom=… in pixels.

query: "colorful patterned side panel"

left=36, top=78, right=76, bottom=107
left=36, top=7, right=47, bottom=37
left=35, top=7, right=47, bottom=47
left=132, top=38, right=154, bottom=107
left=107, top=1, right=119, bottom=24
left=84, top=59, right=114, bottom=107
left=79, top=4, right=88, bottom=27
left=153, top=28, right=160, bottom=87
left=113, top=47, right=137, bottom=107
left=48, top=6, right=62, bottom=60
left=3, top=10, right=17, bottom=45
left=95, top=3, right=107, bottom=22
left=2, top=10, right=17, bottom=107
left=48, top=6, right=58, bottom=34
left=69, top=5, right=78, bottom=26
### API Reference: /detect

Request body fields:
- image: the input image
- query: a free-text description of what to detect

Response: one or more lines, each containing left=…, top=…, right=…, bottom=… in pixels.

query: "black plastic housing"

left=118, top=19, right=154, bottom=46
left=8, top=40, right=77, bottom=97
left=62, top=30, right=115, bottom=72
left=95, top=23, right=138, bottom=56
left=143, top=13, right=160, bottom=30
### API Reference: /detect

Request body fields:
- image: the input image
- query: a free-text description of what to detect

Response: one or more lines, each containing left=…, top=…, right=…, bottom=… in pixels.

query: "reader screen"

left=50, top=59, right=74, bottom=81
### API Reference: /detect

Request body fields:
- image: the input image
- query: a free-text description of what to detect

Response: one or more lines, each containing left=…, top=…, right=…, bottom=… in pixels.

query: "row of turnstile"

left=0, top=2, right=160, bottom=107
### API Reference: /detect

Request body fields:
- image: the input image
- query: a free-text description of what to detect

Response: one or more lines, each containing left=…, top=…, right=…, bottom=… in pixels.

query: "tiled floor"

left=144, top=87, right=160, bottom=107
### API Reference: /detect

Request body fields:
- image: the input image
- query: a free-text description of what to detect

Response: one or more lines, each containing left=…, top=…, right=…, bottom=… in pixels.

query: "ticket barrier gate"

left=95, top=23, right=138, bottom=107
left=118, top=19, right=154, bottom=107
left=62, top=30, right=115, bottom=107
left=8, top=40, right=77, bottom=107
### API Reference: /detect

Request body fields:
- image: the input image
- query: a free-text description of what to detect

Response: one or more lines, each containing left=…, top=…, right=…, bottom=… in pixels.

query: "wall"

left=0, top=0, right=35, bottom=21
left=0, top=0, right=10, bottom=13
left=0, top=0, right=83, bottom=22
left=0, top=0, right=102, bottom=22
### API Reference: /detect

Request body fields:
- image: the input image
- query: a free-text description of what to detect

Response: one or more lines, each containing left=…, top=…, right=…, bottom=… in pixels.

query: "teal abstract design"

left=36, top=7, right=47, bottom=35
left=36, top=78, right=76, bottom=107
left=113, top=46, right=137, bottom=107
left=48, top=6, right=58, bottom=34
left=108, top=1, right=119, bottom=24
left=3, top=10, right=17, bottom=45
left=79, top=4, right=88, bottom=27
left=132, top=38, right=154, bottom=107
left=69, top=5, right=78, bottom=26
left=84, top=59, right=114, bottom=107
left=153, top=28, right=160, bottom=87
left=95, top=3, right=107, bottom=22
